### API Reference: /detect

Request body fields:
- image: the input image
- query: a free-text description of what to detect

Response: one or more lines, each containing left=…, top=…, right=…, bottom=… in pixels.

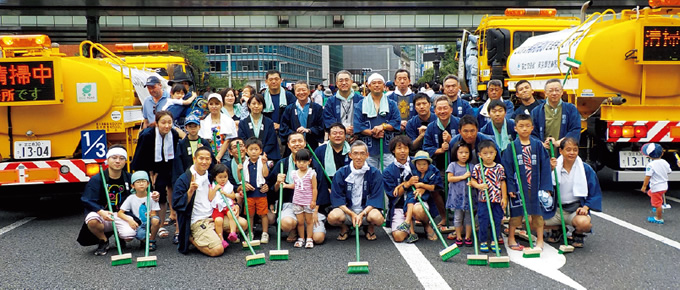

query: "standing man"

left=405, top=93, right=436, bottom=152
left=531, top=79, right=582, bottom=149
left=142, top=76, right=169, bottom=129
left=441, top=75, right=475, bottom=119
left=262, top=69, right=296, bottom=131
left=323, top=70, right=363, bottom=142
left=387, top=69, right=415, bottom=131
left=280, top=81, right=324, bottom=151
left=328, top=141, right=385, bottom=241
left=477, top=79, right=514, bottom=128
left=512, top=80, right=544, bottom=119
left=354, top=73, right=401, bottom=169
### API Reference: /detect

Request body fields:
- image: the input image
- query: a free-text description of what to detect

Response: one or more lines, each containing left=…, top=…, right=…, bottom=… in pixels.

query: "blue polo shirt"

left=142, top=91, right=170, bottom=125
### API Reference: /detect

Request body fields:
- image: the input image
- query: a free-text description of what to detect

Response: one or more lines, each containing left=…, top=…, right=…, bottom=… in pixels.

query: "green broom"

left=225, top=196, right=266, bottom=267
left=99, top=165, right=132, bottom=266
left=415, top=191, right=459, bottom=261
left=347, top=226, right=369, bottom=274
left=478, top=157, right=510, bottom=268
left=237, top=143, right=260, bottom=250
left=380, top=138, right=387, bottom=226
left=549, top=140, right=574, bottom=254
left=269, top=163, right=289, bottom=261
left=466, top=163, right=488, bottom=265
left=137, top=185, right=157, bottom=267
left=509, top=142, right=541, bottom=258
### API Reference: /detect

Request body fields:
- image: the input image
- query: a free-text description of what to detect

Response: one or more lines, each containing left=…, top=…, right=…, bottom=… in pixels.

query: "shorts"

left=153, top=167, right=172, bottom=204
left=281, top=203, right=326, bottom=233
left=247, top=196, right=268, bottom=216
left=134, top=216, right=161, bottom=240
left=190, top=218, right=221, bottom=249
left=544, top=211, right=578, bottom=227
left=343, top=208, right=369, bottom=226
left=85, top=211, right=136, bottom=240
left=211, top=208, right=229, bottom=220
left=391, top=208, right=406, bottom=232
left=292, top=204, right=315, bottom=215
left=509, top=215, right=544, bottom=229
left=648, top=190, right=666, bottom=208
left=453, top=209, right=471, bottom=227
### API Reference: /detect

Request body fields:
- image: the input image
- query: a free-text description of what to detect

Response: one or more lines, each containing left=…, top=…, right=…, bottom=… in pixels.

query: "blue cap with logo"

left=144, top=76, right=162, bottom=87
left=185, top=114, right=200, bottom=126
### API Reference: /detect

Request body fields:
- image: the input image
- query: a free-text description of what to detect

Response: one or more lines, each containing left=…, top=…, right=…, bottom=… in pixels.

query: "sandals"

left=365, top=231, right=377, bottom=241
left=157, top=227, right=169, bottom=239
left=294, top=238, right=304, bottom=248
left=227, top=232, right=239, bottom=243
left=464, top=238, right=473, bottom=247
left=287, top=231, right=298, bottom=243
left=425, top=226, right=437, bottom=241
left=546, top=229, right=563, bottom=243
left=508, top=243, right=524, bottom=251
left=305, top=238, right=314, bottom=249
left=336, top=230, right=349, bottom=241
left=446, top=232, right=456, bottom=240
left=221, top=240, right=229, bottom=249
left=572, top=233, right=585, bottom=248
left=455, top=239, right=464, bottom=246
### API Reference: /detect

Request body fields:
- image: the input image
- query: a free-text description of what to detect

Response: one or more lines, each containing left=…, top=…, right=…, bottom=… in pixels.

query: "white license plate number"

left=619, top=151, right=650, bottom=168
left=14, top=141, right=51, bottom=159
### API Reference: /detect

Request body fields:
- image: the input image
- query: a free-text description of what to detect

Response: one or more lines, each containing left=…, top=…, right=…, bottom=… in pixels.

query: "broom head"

left=136, top=256, right=157, bottom=268
left=269, top=249, right=289, bottom=261
left=347, top=261, right=369, bottom=274
left=488, top=256, right=510, bottom=268
left=559, top=244, right=575, bottom=254
left=243, top=240, right=261, bottom=250
left=439, top=244, right=460, bottom=261
left=246, top=253, right=266, bottom=267
left=111, top=253, right=132, bottom=266
left=522, top=247, right=541, bottom=258
left=467, top=254, right=488, bottom=266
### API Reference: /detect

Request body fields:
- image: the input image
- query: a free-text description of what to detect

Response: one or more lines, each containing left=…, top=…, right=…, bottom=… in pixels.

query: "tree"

left=417, top=43, right=458, bottom=84
left=169, top=44, right=211, bottom=90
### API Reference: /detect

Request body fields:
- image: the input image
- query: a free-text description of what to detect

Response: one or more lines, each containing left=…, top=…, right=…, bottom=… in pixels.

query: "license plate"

left=619, top=151, right=650, bottom=168
left=14, top=140, right=51, bottom=159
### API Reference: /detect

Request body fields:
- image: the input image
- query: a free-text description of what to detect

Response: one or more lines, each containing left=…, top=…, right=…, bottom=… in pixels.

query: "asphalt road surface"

left=1, top=169, right=679, bottom=289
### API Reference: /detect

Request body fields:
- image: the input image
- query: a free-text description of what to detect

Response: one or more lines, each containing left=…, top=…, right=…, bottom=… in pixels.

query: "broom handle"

left=223, top=193, right=257, bottom=255
left=466, top=163, right=480, bottom=255
left=145, top=185, right=151, bottom=257
left=277, top=163, right=284, bottom=250
left=355, top=225, right=361, bottom=262
left=99, top=165, right=124, bottom=256
left=415, top=189, right=448, bottom=249
left=236, top=143, right=253, bottom=240
left=549, top=140, right=569, bottom=247
left=510, top=141, right=535, bottom=249
left=380, top=138, right=387, bottom=218
left=478, top=157, right=502, bottom=257
left=306, top=144, right=332, bottom=184
left=444, top=151, right=449, bottom=226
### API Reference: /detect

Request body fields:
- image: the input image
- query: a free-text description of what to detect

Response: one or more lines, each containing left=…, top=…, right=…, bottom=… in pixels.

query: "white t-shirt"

left=559, top=167, right=580, bottom=204
left=190, top=169, right=214, bottom=224
left=119, top=194, right=160, bottom=221
left=646, top=159, right=671, bottom=192
left=161, top=98, right=184, bottom=111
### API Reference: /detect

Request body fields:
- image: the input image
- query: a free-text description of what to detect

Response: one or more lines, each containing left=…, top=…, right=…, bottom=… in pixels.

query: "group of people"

left=78, top=68, right=603, bottom=258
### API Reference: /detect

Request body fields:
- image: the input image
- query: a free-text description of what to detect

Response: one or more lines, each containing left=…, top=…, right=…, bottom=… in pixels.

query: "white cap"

left=367, top=73, right=385, bottom=84
left=207, top=93, right=222, bottom=104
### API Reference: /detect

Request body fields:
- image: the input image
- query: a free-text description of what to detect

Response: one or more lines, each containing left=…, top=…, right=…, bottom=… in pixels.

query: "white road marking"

left=0, top=217, right=36, bottom=236
left=664, top=195, right=680, bottom=204
left=592, top=211, right=680, bottom=250
left=503, top=236, right=586, bottom=290
left=383, top=227, right=452, bottom=290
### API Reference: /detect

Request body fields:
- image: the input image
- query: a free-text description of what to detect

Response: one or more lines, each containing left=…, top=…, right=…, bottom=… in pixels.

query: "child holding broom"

left=501, top=114, right=554, bottom=252
left=445, top=141, right=473, bottom=246
left=209, top=164, right=242, bottom=248
left=282, top=148, right=318, bottom=248
left=117, top=171, right=161, bottom=251
left=469, top=140, right=507, bottom=253
left=237, top=137, right=271, bottom=243
left=401, top=150, right=443, bottom=243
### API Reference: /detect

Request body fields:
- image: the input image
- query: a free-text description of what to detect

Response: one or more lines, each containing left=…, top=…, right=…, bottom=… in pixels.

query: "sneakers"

left=260, top=232, right=269, bottom=244
left=221, top=240, right=229, bottom=249
left=396, top=222, right=410, bottom=233
left=405, top=233, right=419, bottom=243
left=149, top=240, right=157, bottom=251
left=94, top=239, right=109, bottom=256
left=480, top=243, right=489, bottom=253
left=647, top=216, right=665, bottom=224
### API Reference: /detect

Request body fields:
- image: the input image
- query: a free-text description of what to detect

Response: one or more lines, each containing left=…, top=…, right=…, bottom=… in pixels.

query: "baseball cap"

left=207, top=93, right=222, bottom=104
left=185, top=114, right=200, bottom=126
left=144, top=76, right=161, bottom=87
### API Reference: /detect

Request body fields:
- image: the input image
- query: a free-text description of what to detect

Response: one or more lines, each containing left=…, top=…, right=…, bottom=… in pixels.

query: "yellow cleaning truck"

left=0, top=35, right=145, bottom=189
left=506, top=0, right=680, bottom=181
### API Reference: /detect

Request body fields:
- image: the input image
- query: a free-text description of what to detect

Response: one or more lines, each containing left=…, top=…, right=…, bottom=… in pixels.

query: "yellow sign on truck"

left=506, top=1, right=680, bottom=181
left=0, top=35, right=144, bottom=187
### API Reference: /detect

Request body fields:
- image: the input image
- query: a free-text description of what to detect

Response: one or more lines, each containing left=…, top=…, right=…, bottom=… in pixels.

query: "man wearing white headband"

left=78, top=146, right=159, bottom=256
left=354, top=72, right=401, bottom=169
